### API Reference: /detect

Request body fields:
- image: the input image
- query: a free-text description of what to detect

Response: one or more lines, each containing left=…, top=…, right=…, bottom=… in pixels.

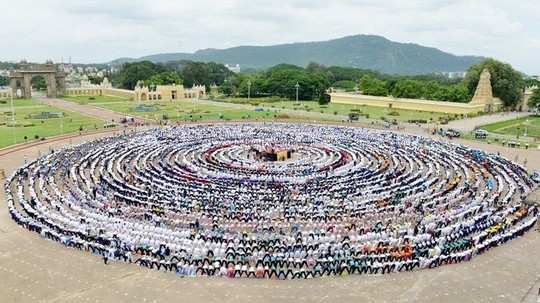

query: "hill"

left=110, top=35, right=484, bottom=75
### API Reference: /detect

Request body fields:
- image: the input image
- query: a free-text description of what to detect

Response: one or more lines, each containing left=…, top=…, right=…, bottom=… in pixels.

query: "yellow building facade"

left=134, top=83, right=205, bottom=102
left=64, top=78, right=206, bottom=102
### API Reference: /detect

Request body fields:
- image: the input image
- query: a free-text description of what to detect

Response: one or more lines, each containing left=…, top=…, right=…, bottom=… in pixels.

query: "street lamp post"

left=247, top=80, right=251, bottom=103
left=295, top=82, right=300, bottom=105
left=10, top=88, right=15, bottom=144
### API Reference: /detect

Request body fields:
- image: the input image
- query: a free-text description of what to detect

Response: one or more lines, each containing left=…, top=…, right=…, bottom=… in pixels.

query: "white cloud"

left=1, top=0, right=539, bottom=74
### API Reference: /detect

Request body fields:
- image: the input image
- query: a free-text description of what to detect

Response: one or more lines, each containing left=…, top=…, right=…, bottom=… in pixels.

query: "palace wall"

left=0, top=89, right=12, bottom=99
left=330, top=93, right=486, bottom=114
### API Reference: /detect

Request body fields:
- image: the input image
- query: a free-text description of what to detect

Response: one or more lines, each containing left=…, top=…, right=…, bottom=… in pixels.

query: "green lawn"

left=222, top=98, right=451, bottom=123
left=0, top=99, right=103, bottom=149
left=63, top=95, right=130, bottom=105
left=481, top=116, right=540, bottom=138
left=72, top=97, right=310, bottom=122
left=62, top=95, right=453, bottom=124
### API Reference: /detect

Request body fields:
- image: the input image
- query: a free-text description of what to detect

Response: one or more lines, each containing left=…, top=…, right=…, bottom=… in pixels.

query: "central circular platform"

left=4, top=123, right=538, bottom=279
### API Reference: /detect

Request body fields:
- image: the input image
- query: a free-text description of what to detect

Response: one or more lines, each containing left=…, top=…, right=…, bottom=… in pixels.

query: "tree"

left=179, top=61, right=234, bottom=88
left=218, top=80, right=236, bottom=97
left=237, top=76, right=266, bottom=98
left=463, top=58, right=525, bottom=108
left=88, top=75, right=104, bottom=85
left=447, top=85, right=470, bottom=103
left=525, top=78, right=540, bottom=88
left=259, top=64, right=329, bottom=100
left=0, top=76, right=8, bottom=86
left=326, top=66, right=379, bottom=83
left=145, top=72, right=182, bottom=86
left=115, top=61, right=166, bottom=89
left=332, top=80, right=357, bottom=91
left=391, top=79, right=425, bottom=99
left=359, top=75, right=388, bottom=96
left=31, top=76, right=47, bottom=91
left=528, top=88, right=540, bottom=109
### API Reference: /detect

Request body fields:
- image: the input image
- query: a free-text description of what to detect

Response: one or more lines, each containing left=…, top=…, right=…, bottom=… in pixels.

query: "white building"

left=225, top=64, right=241, bottom=74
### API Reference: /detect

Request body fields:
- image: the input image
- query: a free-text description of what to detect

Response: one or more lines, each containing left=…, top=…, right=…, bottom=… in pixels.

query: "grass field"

left=101, top=100, right=284, bottom=121
left=481, top=116, right=540, bottom=138
left=65, top=96, right=312, bottom=122
left=221, top=98, right=452, bottom=123
left=63, top=95, right=457, bottom=124
left=0, top=98, right=103, bottom=149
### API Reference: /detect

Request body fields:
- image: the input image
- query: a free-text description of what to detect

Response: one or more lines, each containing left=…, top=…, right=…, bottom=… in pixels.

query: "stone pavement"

left=0, top=124, right=539, bottom=303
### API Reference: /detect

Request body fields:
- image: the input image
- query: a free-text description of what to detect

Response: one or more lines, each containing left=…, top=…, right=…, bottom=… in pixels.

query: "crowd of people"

left=4, top=123, right=538, bottom=279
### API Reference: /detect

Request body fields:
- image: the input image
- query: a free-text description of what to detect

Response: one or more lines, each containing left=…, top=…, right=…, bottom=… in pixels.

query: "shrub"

left=408, top=119, right=428, bottom=124
left=388, top=111, right=400, bottom=116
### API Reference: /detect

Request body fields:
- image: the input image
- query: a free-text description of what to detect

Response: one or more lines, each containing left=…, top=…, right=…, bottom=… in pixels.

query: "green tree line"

left=0, top=76, right=8, bottom=87
left=112, top=60, right=235, bottom=90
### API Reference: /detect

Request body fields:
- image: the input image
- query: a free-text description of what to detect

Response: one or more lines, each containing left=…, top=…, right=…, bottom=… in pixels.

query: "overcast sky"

left=2, top=0, right=539, bottom=74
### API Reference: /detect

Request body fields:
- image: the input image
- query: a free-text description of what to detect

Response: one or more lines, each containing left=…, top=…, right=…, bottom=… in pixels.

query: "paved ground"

left=2, top=98, right=540, bottom=302
left=0, top=122, right=539, bottom=303
left=445, top=112, right=531, bottom=132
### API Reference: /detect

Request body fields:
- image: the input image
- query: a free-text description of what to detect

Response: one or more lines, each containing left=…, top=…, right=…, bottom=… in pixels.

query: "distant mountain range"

left=109, top=35, right=484, bottom=75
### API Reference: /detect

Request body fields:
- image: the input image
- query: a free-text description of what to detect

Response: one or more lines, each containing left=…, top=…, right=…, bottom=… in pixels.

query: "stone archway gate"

left=9, top=62, right=66, bottom=98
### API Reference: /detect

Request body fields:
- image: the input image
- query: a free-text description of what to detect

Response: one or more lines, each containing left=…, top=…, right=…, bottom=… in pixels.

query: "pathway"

left=38, top=97, right=148, bottom=124
left=444, top=112, right=531, bottom=132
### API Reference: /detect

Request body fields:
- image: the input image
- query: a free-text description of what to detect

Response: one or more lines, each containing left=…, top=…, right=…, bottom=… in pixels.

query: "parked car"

left=446, top=129, right=461, bottom=138
left=474, top=129, right=488, bottom=139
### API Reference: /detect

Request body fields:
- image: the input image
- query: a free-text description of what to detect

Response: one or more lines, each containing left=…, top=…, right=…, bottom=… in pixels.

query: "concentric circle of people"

left=4, top=123, right=538, bottom=279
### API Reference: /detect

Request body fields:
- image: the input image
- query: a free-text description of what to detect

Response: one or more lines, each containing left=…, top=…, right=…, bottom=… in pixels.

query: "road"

left=444, top=111, right=531, bottom=132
